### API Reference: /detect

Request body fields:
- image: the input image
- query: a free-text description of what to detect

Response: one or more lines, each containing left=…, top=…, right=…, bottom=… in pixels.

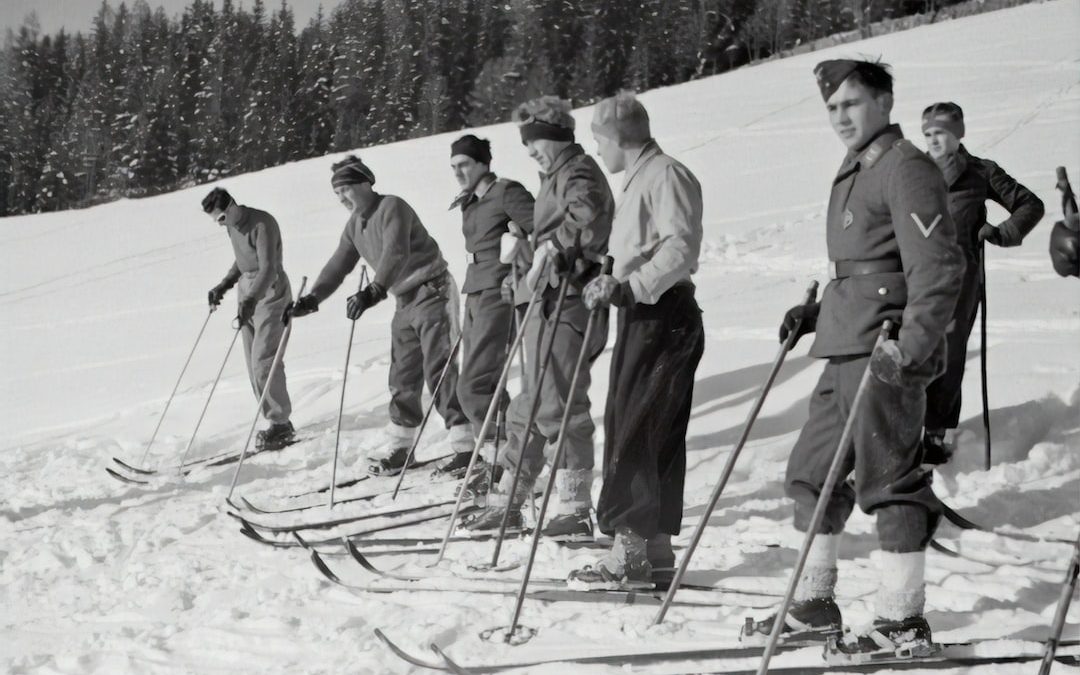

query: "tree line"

left=1, top=0, right=940, bottom=216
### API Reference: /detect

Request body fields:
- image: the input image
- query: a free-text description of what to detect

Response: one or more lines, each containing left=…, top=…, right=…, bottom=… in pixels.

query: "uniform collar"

left=542, top=143, right=584, bottom=178
left=449, top=172, right=496, bottom=211
left=621, top=140, right=661, bottom=192
left=853, top=124, right=903, bottom=169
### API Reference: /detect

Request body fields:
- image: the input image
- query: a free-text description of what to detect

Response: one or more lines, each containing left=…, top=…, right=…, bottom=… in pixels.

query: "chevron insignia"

left=910, top=213, right=942, bottom=238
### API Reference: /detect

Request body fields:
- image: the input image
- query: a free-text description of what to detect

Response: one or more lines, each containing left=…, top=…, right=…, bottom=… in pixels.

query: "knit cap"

left=922, top=102, right=965, bottom=140
left=451, top=135, right=492, bottom=165
left=331, top=155, right=375, bottom=188
left=513, top=96, right=575, bottom=144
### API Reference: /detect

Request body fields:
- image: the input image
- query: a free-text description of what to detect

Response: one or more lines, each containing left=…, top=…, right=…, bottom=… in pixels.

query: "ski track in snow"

left=3, top=2, right=1080, bottom=673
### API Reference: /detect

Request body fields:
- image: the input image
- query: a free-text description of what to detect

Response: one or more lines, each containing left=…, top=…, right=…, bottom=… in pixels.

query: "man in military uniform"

left=204, top=187, right=295, bottom=450
left=442, top=134, right=536, bottom=481
left=462, top=96, right=613, bottom=539
left=745, top=60, right=964, bottom=657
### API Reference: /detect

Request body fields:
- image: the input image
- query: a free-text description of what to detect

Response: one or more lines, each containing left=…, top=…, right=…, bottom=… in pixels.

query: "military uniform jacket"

left=459, top=174, right=536, bottom=294
left=310, top=193, right=448, bottom=301
left=939, top=145, right=1044, bottom=265
left=222, top=206, right=288, bottom=302
left=811, top=125, right=965, bottom=368
left=513, top=144, right=614, bottom=304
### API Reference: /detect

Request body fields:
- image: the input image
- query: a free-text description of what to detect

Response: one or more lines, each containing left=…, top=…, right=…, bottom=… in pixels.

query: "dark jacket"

left=513, top=144, right=614, bottom=304
left=936, top=145, right=1044, bottom=265
left=459, top=174, right=536, bottom=294
left=811, top=125, right=965, bottom=368
left=310, top=193, right=448, bottom=301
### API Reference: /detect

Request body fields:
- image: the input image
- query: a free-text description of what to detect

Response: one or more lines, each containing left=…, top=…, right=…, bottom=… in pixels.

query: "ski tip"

left=430, top=644, right=473, bottom=675
left=240, top=496, right=269, bottom=514
left=375, top=629, right=448, bottom=670
left=346, top=539, right=377, bottom=571
left=111, top=458, right=155, bottom=475
left=311, top=550, right=341, bottom=584
left=105, top=467, right=149, bottom=485
left=293, top=532, right=310, bottom=549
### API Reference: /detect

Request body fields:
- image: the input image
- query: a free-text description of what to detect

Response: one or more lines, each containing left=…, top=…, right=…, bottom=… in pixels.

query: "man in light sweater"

left=204, top=187, right=295, bottom=450
left=569, top=92, right=705, bottom=585
left=288, top=156, right=472, bottom=474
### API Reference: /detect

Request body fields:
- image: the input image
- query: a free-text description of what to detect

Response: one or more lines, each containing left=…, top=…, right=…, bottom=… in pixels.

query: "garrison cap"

left=814, top=59, right=893, bottom=101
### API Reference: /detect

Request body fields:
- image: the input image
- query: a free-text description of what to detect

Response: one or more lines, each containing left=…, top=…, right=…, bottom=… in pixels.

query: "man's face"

left=209, top=204, right=233, bottom=227
left=593, top=131, right=625, bottom=174
left=826, top=78, right=893, bottom=151
left=451, top=155, right=487, bottom=191
left=923, top=127, right=960, bottom=159
left=525, top=139, right=563, bottom=172
left=334, top=184, right=362, bottom=212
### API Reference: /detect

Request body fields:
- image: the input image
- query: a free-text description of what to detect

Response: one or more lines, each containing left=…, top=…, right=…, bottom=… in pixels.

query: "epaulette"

left=891, top=138, right=926, bottom=160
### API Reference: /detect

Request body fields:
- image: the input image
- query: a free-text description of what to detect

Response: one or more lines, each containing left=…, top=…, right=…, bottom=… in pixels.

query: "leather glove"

left=869, top=339, right=905, bottom=386
left=500, top=273, right=516, bottom=304
left=208, top=284, right=228, bottom=308
left=1049, top=218, right=1080, bottom=278
left=283, top=294, right=319, bottom=324
left=525, top=240, right=556, bottom=291
left=978, top=221, right=1020, bottom=247
left=778, top=302, right=819, bottom=348
left=238, top=296, right=257, bottom=324
left=346, top=283, right=387, bottom=320
left=583, top=274, right=630, bottom=310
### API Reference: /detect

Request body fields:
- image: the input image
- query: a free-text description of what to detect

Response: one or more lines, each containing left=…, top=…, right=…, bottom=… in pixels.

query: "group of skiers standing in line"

left=200, top=56, right=1079, bottom=657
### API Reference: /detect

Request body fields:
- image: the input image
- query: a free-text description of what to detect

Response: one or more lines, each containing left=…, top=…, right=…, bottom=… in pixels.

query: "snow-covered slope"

left=2, top=1, right=1078, bottom=672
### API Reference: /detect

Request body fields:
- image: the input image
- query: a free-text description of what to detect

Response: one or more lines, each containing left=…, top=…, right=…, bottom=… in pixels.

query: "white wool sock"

left=793, top=534, right=840, bottom=601
left=874, top=550, right=926, bottom=620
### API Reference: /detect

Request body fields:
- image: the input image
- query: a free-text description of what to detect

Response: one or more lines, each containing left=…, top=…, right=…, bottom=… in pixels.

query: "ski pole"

left=504, top=257, right=611, bottom=642
left=756, top=320, right=892, bottom=675
left=390, top=330, right=464, bottom=499
left=177, top=324, right=242, bottom=470
left=654, top=279, right=819, bottom=625
left=329, top=266, right=368, bottom=508
left=490, top=273, right=571, bottom=568
left=979, top=241, right=990, bottom=471
left=489, top=265, right=523, bottom=496
left=137, top=307, right=216, bottom=469
left=429, top=258, right=551, bottom=565
left=1039, top=528, right=1080, bottom=675
left=227, top=276, right=307, bottom=501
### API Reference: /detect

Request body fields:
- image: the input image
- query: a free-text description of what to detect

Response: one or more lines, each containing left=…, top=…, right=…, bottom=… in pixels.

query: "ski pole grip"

left=1057, top=166, right=1068, bottom=185
left=296, top=276, right=308, bottom=299
left=601, top=256, right=613, bottom=276
left=876, top=319, right=893, bottom=346
left=803, top=279, right=819, bottom=304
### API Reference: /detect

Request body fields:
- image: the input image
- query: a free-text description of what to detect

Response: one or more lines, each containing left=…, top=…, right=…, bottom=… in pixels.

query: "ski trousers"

left=457, top=287, right=513, bottom=441
left=238, top=272, right=292, bottom=424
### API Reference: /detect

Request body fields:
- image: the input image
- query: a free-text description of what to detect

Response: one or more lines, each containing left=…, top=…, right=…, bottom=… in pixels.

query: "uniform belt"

left=466, top=248, right=501, bottom=265
left=829, top=258, right=902, bottom=280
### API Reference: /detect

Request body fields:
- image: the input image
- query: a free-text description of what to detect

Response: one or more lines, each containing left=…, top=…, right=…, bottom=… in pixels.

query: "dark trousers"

left=388, top=274, right=468, bottom=430
left=457, top=288, right=513, bottom=441
left=596, top=284, right=704, bottom=539
left=924, top=260, right=980, bottom=430
left=785, top=352, right=944, bottom=553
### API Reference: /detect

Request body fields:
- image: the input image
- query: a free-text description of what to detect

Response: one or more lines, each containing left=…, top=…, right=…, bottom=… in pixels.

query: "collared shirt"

left=609, top=140, right=703, bottom=305
left=310, top=192, right=448, bottom=300
left=222, top=205, right=286, bottom=301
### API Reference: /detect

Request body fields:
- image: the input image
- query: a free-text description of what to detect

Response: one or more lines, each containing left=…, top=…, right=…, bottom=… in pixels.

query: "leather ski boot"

left=255, top=421, right=295, bottom=451
left=740, top=597, right=843, bottom=644
left=568, top=526, right=652, bottom=588
left=827, top=615, right=937, bottom=663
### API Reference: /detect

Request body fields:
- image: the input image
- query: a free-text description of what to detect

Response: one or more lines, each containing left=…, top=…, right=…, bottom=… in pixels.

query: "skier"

left=568, top=92, right=706, bottom=585
left=286, top=156, right=473, bottom=475
left=203, top=187, right=296, bottom=450
left=462, top=96, right=613, bottom=539
left=441, top=134, right=536, bottom=483
left=919, top=102, right=1044, bottom=463
left=746, top=60, right=964, bottom=657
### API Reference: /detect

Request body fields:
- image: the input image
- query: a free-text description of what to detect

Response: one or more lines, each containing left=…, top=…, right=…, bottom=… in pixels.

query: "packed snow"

left=2, top=1, right=1079, bottom=672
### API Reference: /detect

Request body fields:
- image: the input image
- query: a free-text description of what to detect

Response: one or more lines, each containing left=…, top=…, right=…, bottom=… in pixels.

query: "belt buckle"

left=828, top=261, right=838, bottom=280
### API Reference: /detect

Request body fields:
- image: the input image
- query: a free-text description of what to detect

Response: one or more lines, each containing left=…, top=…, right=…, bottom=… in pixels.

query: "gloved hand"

left=869, top=339, right=905, bottom=386
left=525, top=240, right=557, bottom=291
left=778, top=302, right=819, bottom=348
left=208, top=282, right=230, bottom=308
left=283, top=294, right=319, bottom=324
left=500, top=273, right=516, bottom=304
left=346, top=283, right=387, bottom=321
left=978, top=221, right=1020, bottom=247
left=238, top=296, right=257, bottom=324
left=583, top=274, right=629, bottom=310
left=1049, top=217, right=1080, bottom=278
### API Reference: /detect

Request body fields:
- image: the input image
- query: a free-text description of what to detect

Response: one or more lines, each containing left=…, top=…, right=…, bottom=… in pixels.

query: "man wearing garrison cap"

left=440, top=134, right=537, bottom=485
left=288, top=155, right=473, bottom=474
left=745, top=59, right=965, bottom=658
left=919, top=101, right=1043, bottom=464
left=462, top=96, right=614, bottom=540
left=564, top=91, right=705, bottom=586
left=203, top=187, right=296, bottom=450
